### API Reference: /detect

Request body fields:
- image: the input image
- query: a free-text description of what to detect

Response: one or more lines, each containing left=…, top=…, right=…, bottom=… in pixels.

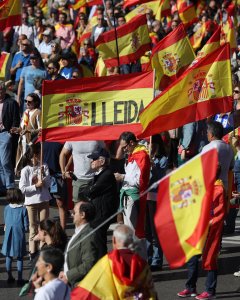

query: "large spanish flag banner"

left=150, top=23, right=195, bottom=90
left=0, top=0, right=21, bottom=30
left=154, top=148, right=218, bottom=268
left=139, top=44, right=232, bottom=138
left=71, top=249, right=157, bottom=299
left=41, top=71, right=154, bottom=142
left=0, top=52, right=10, bottom=80
left=95, top=15, right=151, bottom=68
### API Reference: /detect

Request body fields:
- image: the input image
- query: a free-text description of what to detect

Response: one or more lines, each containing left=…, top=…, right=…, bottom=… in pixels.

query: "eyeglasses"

left=121, top=143, right=129, bottom=150
left=72, top=75, right=78, bottom=78
left=84, top=43, right=89, bottom=46
left=234, top=90, right=240, bottom=94
left=25, top=100, right=33, bottom=104
left=22, top=43, right=29, bottom=46
left=47, top=66, right=54, bottom=70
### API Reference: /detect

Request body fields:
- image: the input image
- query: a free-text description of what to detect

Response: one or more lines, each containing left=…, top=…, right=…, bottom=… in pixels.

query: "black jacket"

left=2, top=95, right=20, bottom=131
left=88, top=167, right=118, bottom=228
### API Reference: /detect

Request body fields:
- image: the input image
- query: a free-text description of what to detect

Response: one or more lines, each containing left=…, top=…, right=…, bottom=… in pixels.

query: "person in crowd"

left=0, top=81, right=20, bottom=196
left=58, top=201, right=99, bottom=287
left=59, top=51, right=76, bottom=79
left=1, top=188, right=28, bottom=285
left=38, top=29, right=54, bottom=63
left=177, top=165, right=227, bottom=300
left=17, top=49, right=47, bottom=111
left=12, top=93, right=41, bottom=175
left=71, top=224, right=157, bottom=299
left=43, top=142, right=68, bottom=229
left=71, top=68, right=82, bottom=79
left=46, top=60, right=66, bottom=80
left=59, top=140, right=104, bottom=204
left=33, top=248, right=70, bottom=300
left=13, top=12, right=34, bottom=44
left=55, top=12, right=75, bottom=52
left=34, top=219, right=68, bottom=253
left=114, top=132, right=151, bottom=259
left=10, top=38, right=32, bottom=91
left=90, top=14, right=109, bottom=46
left=48, top=41, right=62, bottom=63
left=146, top=135, right=168, bottom=271
left=80, top=147, right=119, bottom=257
left=19, top=143, right=52, bottom=260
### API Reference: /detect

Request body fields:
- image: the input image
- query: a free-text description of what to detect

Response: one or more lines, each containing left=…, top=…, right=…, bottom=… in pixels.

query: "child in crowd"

left=1, top=188, right=28, bottom=285
left=19, top=143, right=52, bottom=260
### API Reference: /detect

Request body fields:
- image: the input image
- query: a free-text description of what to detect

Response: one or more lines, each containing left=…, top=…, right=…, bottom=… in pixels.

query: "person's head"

left=105, top=0, right=112, bottom=9
left=97, top=14, right=104, bottom=27
left=72, top=201, right=96, bottom=227
left=50, top=42, right=61, bottom=54
left=146, top=9, right=153, bottom=20
left=0, top=80, right=6, bottom=101
left=27, top=5, right=34, bottom=16
left=83, top=38, right=91, bottom=49
left=42, top=29, right=53, bottom=43
left=152, top=20, right=161, bottom=33
left=112, top=224, right=134, bottom=250
left=171, top=19, right=179, bottom=30
left=119, top=131, right=138, bottom=155
left=29, top=50, right=42, bottom=67
left=79, top=13, right=87, bottom=25
left=22, top=12, right=28, bottom=25
left=233, top=86, right=240, bottom=101
left=24, top=143, right=41, bottom=167
left=36, top=248, right=64, bottom=279
left=17, top=34, right=28, bottom=47
left=6, top=188, right=24, bottom=205
left=117, top=16, right=126, bottom=27
left=88, top=148, right=110, bottom=171
left=58, top=12, right=67, bottom=24
left=38, top=219, right=68, bottom=251
left=25, top=92, right=41, bottom=110
left=207, top=121, right=224, bottom=141
left=21, top=38, right=32, bottom=53
left=47, top=60, right=60, bottom=76
left=61, top=52, right=72, bottom=67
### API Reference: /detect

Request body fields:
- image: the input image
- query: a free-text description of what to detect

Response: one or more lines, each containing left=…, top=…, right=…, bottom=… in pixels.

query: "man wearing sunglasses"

left=46, top=61, right=65, bottom=81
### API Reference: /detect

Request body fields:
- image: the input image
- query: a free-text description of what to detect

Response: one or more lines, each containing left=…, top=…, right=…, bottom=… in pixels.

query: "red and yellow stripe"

left=139, top=44, right=232, bottom=138
left=0, top=52, right=10, bottom=80
left=96, top=15, right=151, bottom=68
left=0, top=0, right=21, bottom=30
left=150, top=23, right=195, bottom=90
left=41, top=71, right=154, bottom=142
left=154, top=148, right=218, bottom=268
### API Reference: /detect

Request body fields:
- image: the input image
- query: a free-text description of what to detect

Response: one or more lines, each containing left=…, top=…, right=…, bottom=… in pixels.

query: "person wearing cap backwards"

left=38, top=29, right=54, bottom=63
left=84, top=148, right=118, bottom=258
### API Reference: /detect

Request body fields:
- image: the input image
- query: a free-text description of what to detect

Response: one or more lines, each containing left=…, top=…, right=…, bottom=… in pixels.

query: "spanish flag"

left=177, top=1, right=198, bottom=28
left=123, top=0, right=152, bottom=9
left=150, top=23, right=195, bottom=90
left=41, top=71, right=154, bottom=142
left=191, top=26, right=221, bottom=65
left=220, top=16, right=237, bottom=51
left=94, top=56, right=107, bottom=77
left=139, top=43, right=232, bottom=138
left=71, top=249, right=157, bottom=299
left=125, top=1, right=161, bottom=22
left=71, top=0, right=86, bottom=10
left=0, top=52, right=10, bottom=80
left=0, top=0, right=21, bottom=30
left=190, top=21, right=206, bottom=50
left=95, top=15, right=151, bottom=68
left=154, top=148, right=218, bottom=268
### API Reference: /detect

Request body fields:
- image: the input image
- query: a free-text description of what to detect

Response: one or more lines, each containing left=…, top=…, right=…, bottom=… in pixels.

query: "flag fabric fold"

left=220, top=16, right=237, bottom=51
left=154, top=148, right=218, bottom=268
left=139, top=43, right=232, bottom=138
left=0, top=52, right=10, bottom=80
left=71, top=249, right=156, bottom=300
left=177, top=1, right=198, bottom=28
left=0, top=0, right=22, bottom=30
left=95, top=15, right=151, bottom=68
left=41, top=71, right=154, bottom=142
left=150, top=23, right=195, bottom=90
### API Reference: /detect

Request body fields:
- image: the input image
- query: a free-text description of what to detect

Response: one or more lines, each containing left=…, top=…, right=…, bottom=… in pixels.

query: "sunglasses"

left=30, top=57, right=38, bottom=60
left=22, top=43, right=29, bottom=46
left=72, top=75, right=78, bottom=78
left=84, top=43, right=89, bottom=46
left=25, top=100, right=33, bottom=104
left=234, top=90, right=240, bottom=94
left=47, top=66, right=54, bottom=70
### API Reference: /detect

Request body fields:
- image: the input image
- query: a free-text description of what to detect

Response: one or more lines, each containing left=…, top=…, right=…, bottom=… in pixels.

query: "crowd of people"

left=0, top=0, right=240, bottom=299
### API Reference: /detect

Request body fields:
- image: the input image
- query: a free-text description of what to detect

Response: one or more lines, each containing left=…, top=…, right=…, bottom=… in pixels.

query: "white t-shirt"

left=34, top=278, right=70, bottom=300
left=202, top=140, right=234, bottom=190
left=64, top=141, right=104, bottom=180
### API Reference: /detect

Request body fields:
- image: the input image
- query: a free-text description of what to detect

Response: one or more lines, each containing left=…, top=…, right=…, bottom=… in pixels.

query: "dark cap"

left=87, top=148, right=110, bottom=160
left=61, top=52, right=73, bottom=60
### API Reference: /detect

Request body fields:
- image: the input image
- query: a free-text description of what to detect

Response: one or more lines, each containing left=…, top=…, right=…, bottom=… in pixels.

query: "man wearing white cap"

left=38, top=29, right=54, bottom=62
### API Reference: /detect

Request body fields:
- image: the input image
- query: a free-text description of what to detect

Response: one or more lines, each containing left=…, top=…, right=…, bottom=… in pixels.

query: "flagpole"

left=103, top=0, right=121, bottom=73
left=149, top=69, right=156, bottom=157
